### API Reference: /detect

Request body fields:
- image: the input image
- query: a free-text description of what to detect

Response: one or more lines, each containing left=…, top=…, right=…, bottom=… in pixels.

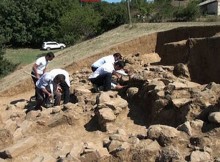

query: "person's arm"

left=33, top=63, right=40, bottom=79
left=41, top=88, right=52, bottom=97
left=112, top=71, right=121, bottom=79
left=113, top=84, right=126, bottom=90
left=43, top=67, right=47, bottom=74
left=39, top=75, right=52, bottom=96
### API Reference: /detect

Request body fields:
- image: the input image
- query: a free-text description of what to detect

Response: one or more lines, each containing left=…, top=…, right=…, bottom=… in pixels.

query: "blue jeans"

left=90, top=73, right=112, bottom=91
left=59, top=82, right=70, bottom=104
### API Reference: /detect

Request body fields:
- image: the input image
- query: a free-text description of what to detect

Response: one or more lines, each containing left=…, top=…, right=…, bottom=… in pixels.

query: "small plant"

left=0, top=44, right=18, bottom=78
left=173, top=1, right=201, bottom=22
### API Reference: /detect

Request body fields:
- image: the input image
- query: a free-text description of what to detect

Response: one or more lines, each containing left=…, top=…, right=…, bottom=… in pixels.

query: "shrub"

left=173, top=1, right=201, bottom=21
left=0, top=43, right=18, bottom=78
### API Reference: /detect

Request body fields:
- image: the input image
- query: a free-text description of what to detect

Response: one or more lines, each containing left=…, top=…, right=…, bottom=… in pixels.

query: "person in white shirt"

left=89, top=60, right=125, bottom=91
left=31, top=52, right=55, bottom=98
left=49, top=69, right=70, bottom=104
left=91, top=53, right=122, bottom=72
left=34, top=73, right=65, bottom=110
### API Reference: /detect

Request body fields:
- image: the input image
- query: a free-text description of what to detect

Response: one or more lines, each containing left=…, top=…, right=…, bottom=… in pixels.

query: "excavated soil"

left=1, top=22, right=220, bottom=97
left=0, top=23, right=220, bottom=162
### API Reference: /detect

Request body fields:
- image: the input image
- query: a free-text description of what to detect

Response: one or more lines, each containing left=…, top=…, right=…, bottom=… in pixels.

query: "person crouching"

left=34, top=73, right=65, bottom=110
left=89, top=60, right=125, bottom=92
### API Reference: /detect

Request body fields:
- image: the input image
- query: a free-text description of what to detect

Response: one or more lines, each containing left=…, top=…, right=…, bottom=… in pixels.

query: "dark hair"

left=46, top=52, right=55, bottom=59
left=114, top=60, right=125, bottom=68
left=54, top=74, right=65, bottom=83
left=113, top=53, right=122, bottom=60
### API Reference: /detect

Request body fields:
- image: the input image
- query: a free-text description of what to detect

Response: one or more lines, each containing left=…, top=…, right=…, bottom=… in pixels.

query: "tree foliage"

left=60, top=4, right=102, bottom=44
left=0, top=0, right=73, bottom=47
left=0, top=0, right=205, bottom=48
left=0, top=41, right=18, bottom=78
left=92, top=2, right=127, bottom=33
left=173, top=0, right=201, bottom=21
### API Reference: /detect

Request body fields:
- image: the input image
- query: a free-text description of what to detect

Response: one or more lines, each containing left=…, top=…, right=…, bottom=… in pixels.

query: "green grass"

left=5, top=48, right=59, bottom=66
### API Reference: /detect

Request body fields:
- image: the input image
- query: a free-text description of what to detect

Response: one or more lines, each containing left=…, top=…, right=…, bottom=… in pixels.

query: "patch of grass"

left=5, top=48, right=59, bottom=66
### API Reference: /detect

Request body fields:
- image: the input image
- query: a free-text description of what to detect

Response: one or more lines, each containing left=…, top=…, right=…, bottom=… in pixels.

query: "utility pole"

left=127, top=0, right=132, bottom=28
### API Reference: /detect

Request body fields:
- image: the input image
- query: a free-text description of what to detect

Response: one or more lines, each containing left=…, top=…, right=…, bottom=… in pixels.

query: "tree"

left=92, top=2, right=127, bottom=33
left=0, top=38, right=18, bottom=78
left=173, top=0, right=201, bottom=21
left=0, top=0, right=74, bottom=47
left=59, top=4, right=101, bottom=44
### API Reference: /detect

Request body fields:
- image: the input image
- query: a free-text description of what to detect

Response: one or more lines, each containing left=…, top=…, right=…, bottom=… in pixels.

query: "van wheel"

left=46, top=47, right=50, bottom=50
left=60, top=46, right=64, bottom=49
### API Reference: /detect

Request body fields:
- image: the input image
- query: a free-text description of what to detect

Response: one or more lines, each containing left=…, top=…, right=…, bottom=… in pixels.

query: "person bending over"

left=89, top=60, right=125, bottom=91
left=49, top=69, right=70, bottom=105
left=91, top=52, right=122, bottom=72
left=34, top=73, right=65, bottom=110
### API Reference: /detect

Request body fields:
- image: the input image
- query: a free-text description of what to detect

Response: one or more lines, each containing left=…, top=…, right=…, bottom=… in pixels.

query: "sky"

left=103, top=0, right=153, bottom=3
left=103, top=0, right=121, bottom=3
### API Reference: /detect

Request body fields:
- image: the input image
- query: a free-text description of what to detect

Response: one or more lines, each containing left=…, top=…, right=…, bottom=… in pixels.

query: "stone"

left=177, top=121, right=192, bottom=136
left=208, top=112, right=220, bottom=124
left=147, top=125, right=180, bottom=146
left=0, top=129, right=13, bottom=150
left=0, top=136, right=37, bottom=158
left=172, top=98, right=192, bottom=108
left=190, top=151, right=211, bottom=162
left=97, top=108, right=116, bottom=122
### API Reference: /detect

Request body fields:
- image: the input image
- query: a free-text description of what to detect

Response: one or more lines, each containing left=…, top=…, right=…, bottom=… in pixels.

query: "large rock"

left=96, top=108, right=116, bottom=131
left=190, top=150, right=211, bottom=162
left=0, top=136, right=37, bottom=158
left=173, top=63, right=190, bottom=79
left=147, top=125, right=180, bottom=146
left=157, top=146, right=183, bottom=162
left=0, top=129, right=13, bottom=150
left=208, top=112, right=220, bottom=124
left=129, top=139, right=161, bottom=162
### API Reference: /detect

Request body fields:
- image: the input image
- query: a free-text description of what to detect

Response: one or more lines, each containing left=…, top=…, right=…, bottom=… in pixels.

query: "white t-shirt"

left=91, top=55, right=115, bottom=68
left=49, top=69, right=70, bottom=87
left=89, top=62, right=114, bottom=79
left=34, top=56, right=48, bottom=75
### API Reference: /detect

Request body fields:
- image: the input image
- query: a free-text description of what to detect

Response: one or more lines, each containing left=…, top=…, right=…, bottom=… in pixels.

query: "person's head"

left=45, top=52, right=55, bottom=61
left=114, top=60, right=125, bottom=70
left=113, top=53, right=122, bottom=61
left=53, top=74, right=65, bottom=84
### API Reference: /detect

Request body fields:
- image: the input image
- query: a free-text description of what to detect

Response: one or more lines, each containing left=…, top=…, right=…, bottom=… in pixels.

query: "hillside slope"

left=0, top=22, right=220, bottom=161
left=0, top=22, right=220, bottom=97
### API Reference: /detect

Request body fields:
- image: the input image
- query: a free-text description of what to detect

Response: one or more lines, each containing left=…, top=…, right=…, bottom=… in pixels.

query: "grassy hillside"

left=1, top=22, right=220, bottom=96
left=5, top=48, right=60, bottom=66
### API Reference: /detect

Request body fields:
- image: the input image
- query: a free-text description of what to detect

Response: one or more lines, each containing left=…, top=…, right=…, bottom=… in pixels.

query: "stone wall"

left=188, top=36, right=220, bottom=84
left=2, top=25, right=220, bottom=96
left=154, top=26, right=220, bottom=84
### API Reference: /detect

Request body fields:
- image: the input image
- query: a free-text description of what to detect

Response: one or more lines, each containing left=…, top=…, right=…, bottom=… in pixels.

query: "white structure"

left=199, top=0, right=220, bottom=15
left=171, top=0, right=190, bottom=7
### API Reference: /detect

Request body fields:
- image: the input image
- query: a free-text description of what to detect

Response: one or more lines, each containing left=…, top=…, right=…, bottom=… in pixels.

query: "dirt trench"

left=1, top=25, right=220, bottom=162
left=52, top=25, right=220, bottom=86
left=1, top=25, right=220, bottom=97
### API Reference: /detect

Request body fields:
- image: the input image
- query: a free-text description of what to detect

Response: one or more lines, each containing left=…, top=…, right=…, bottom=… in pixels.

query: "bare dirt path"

left=1, top=22, right=220, bottom=108
left=1, top=22, right=220, bottom=98
left=0, top=90, right=34, bottom=108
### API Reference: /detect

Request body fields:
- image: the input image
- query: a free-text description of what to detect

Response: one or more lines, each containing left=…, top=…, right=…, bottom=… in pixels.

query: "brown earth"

left=1, top=22, right=220, bottom=162
left=1, top=22, right=220, bottom=98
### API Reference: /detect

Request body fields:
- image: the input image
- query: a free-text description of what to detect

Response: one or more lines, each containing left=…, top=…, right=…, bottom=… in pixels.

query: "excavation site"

left=0, top=24, right=220, bottom=162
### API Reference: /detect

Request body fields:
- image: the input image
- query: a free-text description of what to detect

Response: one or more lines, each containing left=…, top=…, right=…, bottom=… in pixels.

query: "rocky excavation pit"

left=0, top=25, right=220, bottom=162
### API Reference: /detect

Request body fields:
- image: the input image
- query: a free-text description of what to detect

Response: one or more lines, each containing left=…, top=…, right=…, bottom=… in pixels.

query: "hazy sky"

left=103, top=0, right=153, bottom=3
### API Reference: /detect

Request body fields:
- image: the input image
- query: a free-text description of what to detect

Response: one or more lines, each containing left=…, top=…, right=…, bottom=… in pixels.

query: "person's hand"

left=124, top=68, right=129, bottom=73
left=57, top=86, right=62, bottom=92
left=117, top=75, right=122, bottom=82
left=47, top=93, right=52, bottom=98
left=36, top=74, right=40, bottom=79
left=115, top=84, right=127, bottom=90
